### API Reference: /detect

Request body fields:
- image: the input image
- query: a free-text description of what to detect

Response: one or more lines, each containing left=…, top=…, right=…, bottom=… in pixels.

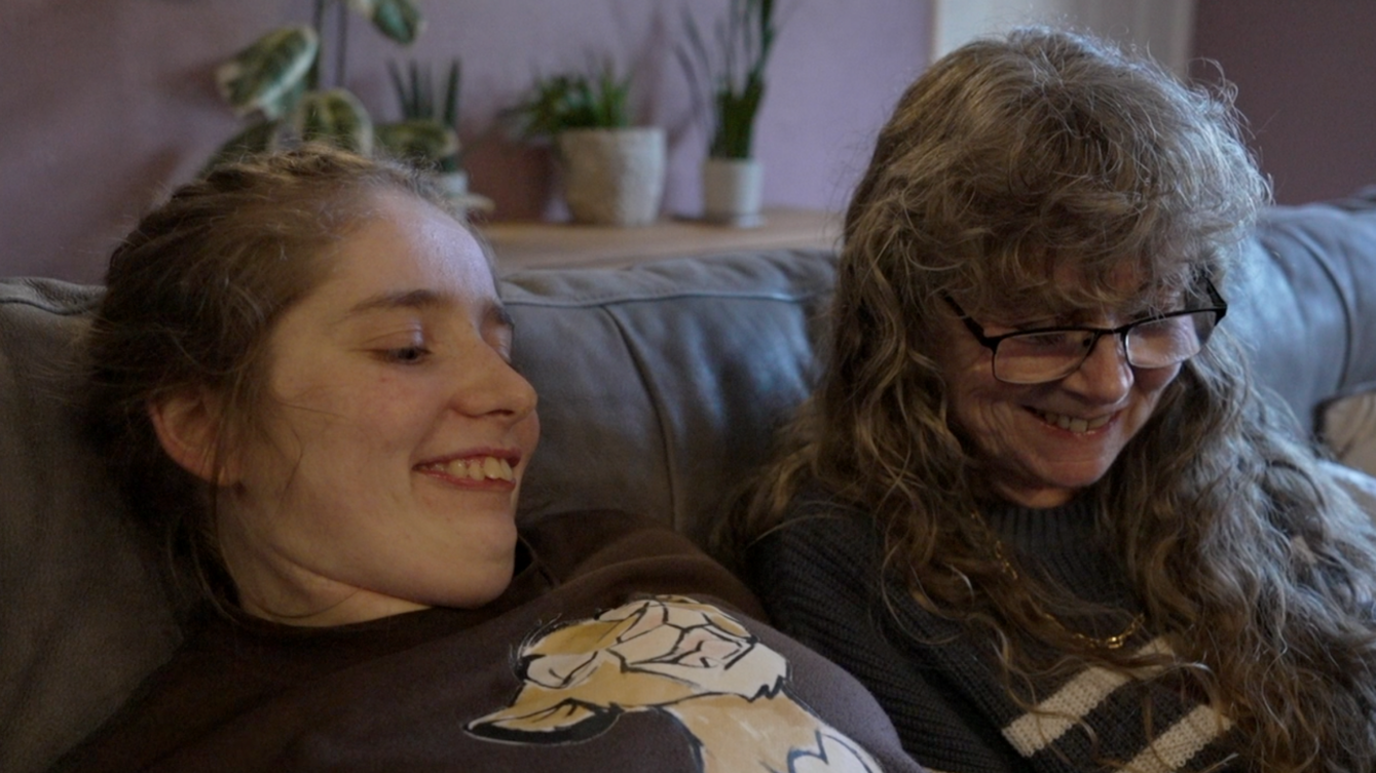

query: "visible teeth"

left=1037, top=410, right=1110, bottom=433
left=440, top=456, right=515, bottom=482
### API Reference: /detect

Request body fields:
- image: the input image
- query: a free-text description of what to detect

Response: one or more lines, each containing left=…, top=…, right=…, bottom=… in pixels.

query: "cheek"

left=1134, top=363, right=1182, bottom=401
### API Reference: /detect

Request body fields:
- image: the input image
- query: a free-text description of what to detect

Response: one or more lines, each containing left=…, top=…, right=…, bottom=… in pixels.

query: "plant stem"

left=335, top=0, right=349, bottom=89
left=308, top=0, right=328, bottom=90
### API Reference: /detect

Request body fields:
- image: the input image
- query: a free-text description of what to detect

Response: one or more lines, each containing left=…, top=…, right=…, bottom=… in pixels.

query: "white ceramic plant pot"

left=701, top=156, right=764, bottom=228
left=557, top=127, right=666, bottom=226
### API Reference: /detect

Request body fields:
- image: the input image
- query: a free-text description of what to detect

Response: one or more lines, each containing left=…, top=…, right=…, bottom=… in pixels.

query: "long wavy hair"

left=730, top=27, right=1376, bottom=771
left=84, top=145, right=457, bottom=616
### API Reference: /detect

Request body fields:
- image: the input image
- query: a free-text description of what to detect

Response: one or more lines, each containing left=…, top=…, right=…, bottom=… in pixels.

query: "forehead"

left=963, top=254, right=1191, bottom=321
left=314, top=190, right=496, bottom=309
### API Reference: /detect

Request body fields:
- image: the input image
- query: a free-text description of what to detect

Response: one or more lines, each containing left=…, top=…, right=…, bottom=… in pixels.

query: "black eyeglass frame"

left=942, top=279, right=1228, bottom=384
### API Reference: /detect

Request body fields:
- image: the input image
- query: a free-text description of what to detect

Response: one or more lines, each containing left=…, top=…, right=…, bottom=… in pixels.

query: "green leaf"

left=348, top=0, right=424, bottom=45
left=201, top=119, right=281, bottom=177
left=259, top=76, right=308, bottom=122
left=511, top=65, right=632, bottom=138
left=215, top=26, right=318, bottom=117
left=376, top=119, right=459, bottom=166
left=295, top=88, right=374, bottom=154
left=441, top=58, right=462, bottom=126
left=682, top=0, right=781, bottom=158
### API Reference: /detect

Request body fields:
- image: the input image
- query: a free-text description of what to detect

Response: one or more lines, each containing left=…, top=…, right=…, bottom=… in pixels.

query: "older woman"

left=55, top=146, right=920, bottom=773
left=727, top=27, right=1376, bottom=773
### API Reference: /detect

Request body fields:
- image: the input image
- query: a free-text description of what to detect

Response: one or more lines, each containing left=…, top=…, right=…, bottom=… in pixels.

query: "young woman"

left=728, top=27, right=1376, bottom=773
left=57, top=145, right=920, bottom=773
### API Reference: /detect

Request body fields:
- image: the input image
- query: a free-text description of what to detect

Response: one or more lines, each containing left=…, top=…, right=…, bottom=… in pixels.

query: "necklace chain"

left=972, top=511, right=1144, bottom=651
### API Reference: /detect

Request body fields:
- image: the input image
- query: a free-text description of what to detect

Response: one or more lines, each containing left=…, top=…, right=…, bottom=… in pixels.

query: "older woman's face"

left=937, top=269, right=1181, bottom=509
left=219, top=189, right=539, bottom=625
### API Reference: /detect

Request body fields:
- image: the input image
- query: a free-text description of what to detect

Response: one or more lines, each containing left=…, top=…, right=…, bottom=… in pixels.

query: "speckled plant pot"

left=556, top=127, right=666, bottom=226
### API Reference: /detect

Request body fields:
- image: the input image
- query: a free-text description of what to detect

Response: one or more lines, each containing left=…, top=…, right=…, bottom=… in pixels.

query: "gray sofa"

left=5, top=194, right=1376, bottom=773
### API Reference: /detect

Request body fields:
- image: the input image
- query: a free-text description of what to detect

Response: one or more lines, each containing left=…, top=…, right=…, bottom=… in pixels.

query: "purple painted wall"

left=0, top=0, right=929, bottom=281
left=1192, top=1, right=1376, bottom=205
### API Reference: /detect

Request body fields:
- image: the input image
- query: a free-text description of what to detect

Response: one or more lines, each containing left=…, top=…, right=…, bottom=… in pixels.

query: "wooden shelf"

left=479, top=208, right=841, bottom=273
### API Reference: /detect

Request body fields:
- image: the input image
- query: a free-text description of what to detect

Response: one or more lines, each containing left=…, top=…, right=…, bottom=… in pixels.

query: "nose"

left=1060, top=332, right=1133, bottom=402
left=451, top=343, right=538, bottom=424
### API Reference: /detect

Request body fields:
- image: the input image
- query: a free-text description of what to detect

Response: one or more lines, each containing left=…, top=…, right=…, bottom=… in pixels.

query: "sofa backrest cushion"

left=0, top=279, right=181, bottom=773
left=1227, top=195, right=1376, bottom=430
left=503, top=249, right=835, bottom=542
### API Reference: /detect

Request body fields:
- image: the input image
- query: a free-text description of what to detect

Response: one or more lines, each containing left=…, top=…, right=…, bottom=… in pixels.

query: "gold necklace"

left=973, top=511, right=1145, bottom=651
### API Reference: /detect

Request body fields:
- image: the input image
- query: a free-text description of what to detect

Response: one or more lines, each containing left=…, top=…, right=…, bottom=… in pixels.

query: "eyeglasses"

left=943, top=280, right=1228, bottom=385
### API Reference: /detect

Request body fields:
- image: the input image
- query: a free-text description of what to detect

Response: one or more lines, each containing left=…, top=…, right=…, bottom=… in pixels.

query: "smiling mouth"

left=1030, top=409, right=1113, bottom=434
left=418, top=456, right=515, bottom=482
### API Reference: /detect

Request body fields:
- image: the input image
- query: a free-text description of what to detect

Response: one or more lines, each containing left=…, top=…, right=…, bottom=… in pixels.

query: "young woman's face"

left=220, top=190, right=539, bottom=625
left=936, top=268, right=1182, bottom=509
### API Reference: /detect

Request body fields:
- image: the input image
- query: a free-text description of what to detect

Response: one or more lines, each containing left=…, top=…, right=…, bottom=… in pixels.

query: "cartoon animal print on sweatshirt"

left=467, top=595, right=881, bottom=773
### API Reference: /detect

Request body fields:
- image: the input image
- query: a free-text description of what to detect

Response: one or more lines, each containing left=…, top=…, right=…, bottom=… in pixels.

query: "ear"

left=148, top=389, right=238, bottom=485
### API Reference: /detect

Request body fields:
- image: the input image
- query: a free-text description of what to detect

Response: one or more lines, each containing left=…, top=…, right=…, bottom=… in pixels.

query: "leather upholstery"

left=3, top=194, right=1376, bottom=772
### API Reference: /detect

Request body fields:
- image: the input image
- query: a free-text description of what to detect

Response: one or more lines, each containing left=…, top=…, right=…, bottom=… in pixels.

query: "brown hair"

left=84, top=144, right=458, bottom=613
left=730, top=27, right=1376, bottom=770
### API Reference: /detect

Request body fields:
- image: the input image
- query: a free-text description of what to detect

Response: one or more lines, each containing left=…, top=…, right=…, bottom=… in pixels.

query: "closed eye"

left=380, top=346, right=431, bottom=364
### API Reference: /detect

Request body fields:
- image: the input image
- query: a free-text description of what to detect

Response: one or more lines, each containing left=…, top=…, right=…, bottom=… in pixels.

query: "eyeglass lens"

left=993, top=310, right=1220, bottom=383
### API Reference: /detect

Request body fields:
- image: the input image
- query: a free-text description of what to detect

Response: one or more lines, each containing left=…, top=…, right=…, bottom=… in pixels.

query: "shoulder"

left=749, top=487, right=882, bottom=572
left=745, top=487, right=888, bottom=630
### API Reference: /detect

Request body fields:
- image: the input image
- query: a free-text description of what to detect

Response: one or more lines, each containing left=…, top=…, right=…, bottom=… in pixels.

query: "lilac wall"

left=1192, top=1, right=1376, bottom=205
left=0, top=0, right=930, bottom=281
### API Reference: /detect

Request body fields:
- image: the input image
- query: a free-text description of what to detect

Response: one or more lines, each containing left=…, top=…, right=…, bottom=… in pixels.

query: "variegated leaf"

left=348, top=0, right=424, bottom=45
left=296, top=88, right=374, bottom=154
left=215, top=26, right=318, bottom=118
left=375, top=120, right=459, bottom=165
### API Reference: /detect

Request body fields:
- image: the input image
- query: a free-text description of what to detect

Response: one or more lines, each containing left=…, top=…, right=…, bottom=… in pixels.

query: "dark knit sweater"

left=749, top=491, right=1240, bottom=773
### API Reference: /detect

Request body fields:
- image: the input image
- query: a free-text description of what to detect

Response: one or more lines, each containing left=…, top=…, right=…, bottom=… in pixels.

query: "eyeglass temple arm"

left=942, top=295, right=1001, bottom=347
left=1203, top=277, right=1228, bottom=322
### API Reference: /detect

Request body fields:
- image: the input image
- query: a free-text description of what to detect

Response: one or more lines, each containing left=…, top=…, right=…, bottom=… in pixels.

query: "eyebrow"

left=343, top=289, right=514, bottom=329
left=346, top=289, right=447, bottom=316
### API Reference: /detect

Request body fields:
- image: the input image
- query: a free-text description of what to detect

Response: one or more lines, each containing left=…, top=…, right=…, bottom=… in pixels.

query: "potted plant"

left=680, top=0, right=781, bottom=227
left=385, top=57, right=493, bottom=219
left=207, top=0, right=450, bottom=171
left=508, top=64, right=666, bottom=227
